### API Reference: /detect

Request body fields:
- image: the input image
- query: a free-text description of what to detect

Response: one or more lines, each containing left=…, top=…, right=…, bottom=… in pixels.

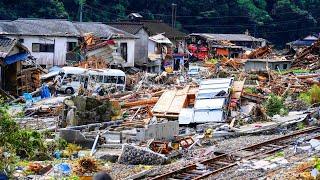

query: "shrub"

left=264, top=94, right=288, bottom=117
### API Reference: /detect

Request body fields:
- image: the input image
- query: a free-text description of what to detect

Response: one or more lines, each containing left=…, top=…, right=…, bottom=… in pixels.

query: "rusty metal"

left=150, top=126, right=320, bottom=180
left=150, top=141, right=172, bottom=154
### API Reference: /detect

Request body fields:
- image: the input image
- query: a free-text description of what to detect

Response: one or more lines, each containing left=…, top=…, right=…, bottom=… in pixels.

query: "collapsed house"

left=287, top=34, right=319, bottom=49
left=0, top=36, right=44, bottom=97
left=108, top=14, right=187, bottom=72
left=187, top=33, right=267, bottom=60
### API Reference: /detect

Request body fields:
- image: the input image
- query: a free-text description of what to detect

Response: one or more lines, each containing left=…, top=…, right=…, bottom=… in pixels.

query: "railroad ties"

left=150, top=126, right=320, bottom=180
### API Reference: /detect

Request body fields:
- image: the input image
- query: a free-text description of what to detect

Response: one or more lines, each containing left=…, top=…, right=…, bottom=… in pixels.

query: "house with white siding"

left=0, top=19, right=137, bottom=68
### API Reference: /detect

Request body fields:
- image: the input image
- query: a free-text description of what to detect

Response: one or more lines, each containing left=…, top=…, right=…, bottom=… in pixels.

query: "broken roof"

left=74, top=22, right=137, bottom=39
left=0, top=36, right=29, bottom=59
left=0, top=37, right=16, bottom=58
left=190, top=33, right=265, bottom=42
left=149, top=34, right=172, bottom=44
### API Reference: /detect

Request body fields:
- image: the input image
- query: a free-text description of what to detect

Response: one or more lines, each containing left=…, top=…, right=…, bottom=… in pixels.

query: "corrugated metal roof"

left=197, top=87, right=229, bottom=99
left=194, top=98, right=225, bottom=110
left=199, top=83, right=231, bottom=90
left=198, top=88, right=229, bottom=94
left=200, top=78, right=233, bottom=85
left=193, top=110, right=224, bottom=123
left=179, top=78, right=232, bottom=124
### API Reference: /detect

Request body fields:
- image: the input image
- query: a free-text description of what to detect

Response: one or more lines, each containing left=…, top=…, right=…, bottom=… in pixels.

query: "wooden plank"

left=152, top=90, right=176, bottom=113
left=232, top=81, right=245, bottom=92
left=167, top=86, right=189, bottom=114
left=167, top=94, right=187, bottom=114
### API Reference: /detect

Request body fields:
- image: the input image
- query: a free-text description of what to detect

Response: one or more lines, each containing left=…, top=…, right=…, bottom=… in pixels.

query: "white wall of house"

left=114, top=39, right=135, bottom=67
left=7, top=35, right=78, bottom=67
left=134, top=29, right=149, bottom=66
left=148, top=40, right=157, bottom=54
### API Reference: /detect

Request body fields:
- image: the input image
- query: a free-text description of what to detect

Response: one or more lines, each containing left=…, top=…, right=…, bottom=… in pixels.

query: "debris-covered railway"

left=150, top=126, right=320, bottom=180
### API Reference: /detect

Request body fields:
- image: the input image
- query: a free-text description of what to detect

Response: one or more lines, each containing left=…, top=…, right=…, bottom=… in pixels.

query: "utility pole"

left=79, top=0, right=86, bottom=22
left=171, top=3, right=177, bottom=29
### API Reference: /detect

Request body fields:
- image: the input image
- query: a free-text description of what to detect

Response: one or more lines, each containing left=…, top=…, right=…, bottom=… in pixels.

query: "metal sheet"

left=193, top=110, right=224, bottom=123
left=178, top=108, right=194, bottom=125
left=200, top=78, right=233, bottom=85
left=194, top=98, right=225, bottom=110
left=199, top=83, right=231, bottom=90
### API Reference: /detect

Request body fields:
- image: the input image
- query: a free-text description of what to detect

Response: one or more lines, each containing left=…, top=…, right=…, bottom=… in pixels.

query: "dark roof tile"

left=108, top=22, right=144, bottom=35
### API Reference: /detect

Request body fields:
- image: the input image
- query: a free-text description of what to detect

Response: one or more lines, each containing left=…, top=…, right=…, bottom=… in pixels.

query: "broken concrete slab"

left=59, top=129, right=95, bottom=148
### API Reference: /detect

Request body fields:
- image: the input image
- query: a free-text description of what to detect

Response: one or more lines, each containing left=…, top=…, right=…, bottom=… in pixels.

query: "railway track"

left=149, top=126, right=320, bottom=180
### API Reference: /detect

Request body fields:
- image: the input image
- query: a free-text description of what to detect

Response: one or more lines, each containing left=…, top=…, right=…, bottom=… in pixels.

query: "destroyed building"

left=244, top=59, right=292, bottom=72
left=287, top=34, right=320, bottom=49
left=74, top=22, right=138, bottom=68
left=108, top=16, right=187, bottom=72
left=0, top=36, right=44, bottom=96
left=187, top=33, right=267, bottom=60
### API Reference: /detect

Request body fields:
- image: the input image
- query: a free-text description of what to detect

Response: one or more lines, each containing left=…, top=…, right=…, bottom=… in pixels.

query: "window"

left=18, top=39, right=24, bottom=43
left=120, top=43, right=128, bottom=62
left=283, top=64, right=288, bottom=70
left=98, top=75, right=104, bottom=83
left=32, top=43, right=54, bottom=52
left=275, top=64, right=279, bottom=70
left=67, top=42, right=77, bottom=52
left=117, top=76, right=125, bottom=84
left=106, top=76, right=117, bottom=83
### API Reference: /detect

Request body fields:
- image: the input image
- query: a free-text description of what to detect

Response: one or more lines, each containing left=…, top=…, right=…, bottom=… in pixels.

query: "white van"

left=58, top=67, right=126, bottom=94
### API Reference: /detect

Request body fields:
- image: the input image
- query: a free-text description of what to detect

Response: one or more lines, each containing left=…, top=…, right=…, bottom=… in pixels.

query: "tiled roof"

left=108, top=20, right=187, bottom=39
left=0, top=19, right=137, bottom=39
left=142, top=20, right=186, bottom=39
left=0, top=19, right=79, bottom=37
left=108, top=22, right=144, bottom=35
left=0, top=37, right=16, bottom=58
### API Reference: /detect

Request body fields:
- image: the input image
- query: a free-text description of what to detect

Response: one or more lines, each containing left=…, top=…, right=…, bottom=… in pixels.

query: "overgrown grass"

left=244, top=87, right=259, bottom=94
left=299, top=85, right=320, bottom=105
left=275, top=69, right=311, bottom=75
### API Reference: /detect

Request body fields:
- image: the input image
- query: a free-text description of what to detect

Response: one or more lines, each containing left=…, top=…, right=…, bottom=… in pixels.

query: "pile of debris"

left=292, top=39, right=320, bottom=70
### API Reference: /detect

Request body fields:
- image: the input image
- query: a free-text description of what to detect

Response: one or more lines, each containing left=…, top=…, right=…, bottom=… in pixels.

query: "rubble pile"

left=1, top=27, right=320, bottom=180
left=292, top=39, right=320, bottom=70
left=118, top=144, right=167, bottom=165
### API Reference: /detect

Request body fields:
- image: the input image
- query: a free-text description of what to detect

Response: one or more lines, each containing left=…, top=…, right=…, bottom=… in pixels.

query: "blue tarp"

left=4, top=52, right=29, bottom=65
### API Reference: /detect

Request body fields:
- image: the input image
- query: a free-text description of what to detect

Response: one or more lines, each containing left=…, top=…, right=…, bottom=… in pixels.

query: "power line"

left=132, top=9, right=315, bottom=19
left=183, top=17, right=319, bottom=28
left=83, top=1, right=320, bottom=35
left=257, top=26, right=320, bottom=35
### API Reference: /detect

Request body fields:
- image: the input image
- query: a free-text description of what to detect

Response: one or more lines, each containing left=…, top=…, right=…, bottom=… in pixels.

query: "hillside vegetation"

left=0, top=0, right=319, bottom=46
